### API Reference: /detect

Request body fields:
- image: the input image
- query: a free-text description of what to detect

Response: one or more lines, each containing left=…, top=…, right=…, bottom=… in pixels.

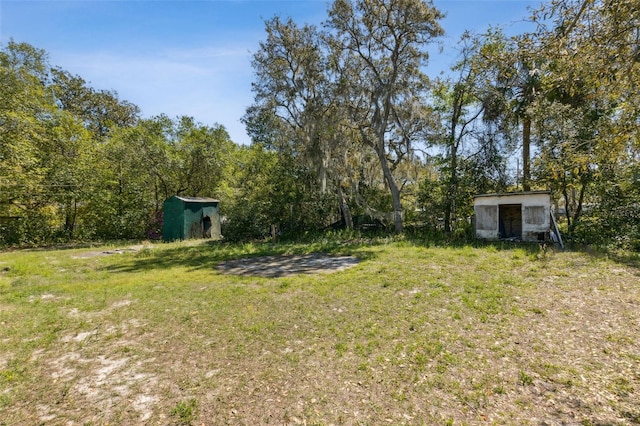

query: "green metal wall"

left=162, top=196, right=221, bottom=241
left=162, top=197, right=185, bottom=241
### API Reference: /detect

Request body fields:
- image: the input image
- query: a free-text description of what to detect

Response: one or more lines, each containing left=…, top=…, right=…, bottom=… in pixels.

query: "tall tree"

left=171, top=116, right=235, bottom=198
left=475, top=29, right=542, bottom=191
left=247, top=16, right=360, bottom=228
left=0, top=41, right=51, bottom=213
left=432, top=32, right=488, bottom=232
left=40, top=111, right=95, bottom=238
left=327, top=0, right=444, bottom=232
left=249, top=17, right=334, bottom=192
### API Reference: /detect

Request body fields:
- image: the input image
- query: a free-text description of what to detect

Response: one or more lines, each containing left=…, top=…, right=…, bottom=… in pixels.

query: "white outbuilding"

left=473, top=191, right=562, bottom=246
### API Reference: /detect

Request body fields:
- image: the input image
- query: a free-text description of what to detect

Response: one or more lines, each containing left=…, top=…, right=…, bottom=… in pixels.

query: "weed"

left=0, top=359, right=25, bottom=384
left=512, top=248, right=526, bottom=260
left=354, top=342, right=370, bottom=357
left=532, top=361, right=561, bottom=379
left=334, top=342, right=348, bottom=357
left=518, top=371, right=534, bottom=386
left=171, top=398, right=198, bottom=425
left=278, top=280, right=291, bottom=290
left=493, top=385, right=506, bottom=395
left=392, top=390, right=407, bottom=402
left=610, top=377, right=634, bottom=397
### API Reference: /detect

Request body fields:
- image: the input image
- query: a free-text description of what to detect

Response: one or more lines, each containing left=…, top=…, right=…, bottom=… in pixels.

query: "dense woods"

left=1, top=0, right=638, bottom=249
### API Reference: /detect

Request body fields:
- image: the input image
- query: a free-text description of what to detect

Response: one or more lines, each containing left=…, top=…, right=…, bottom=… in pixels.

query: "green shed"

left=162, top=196, right=221, bottom=241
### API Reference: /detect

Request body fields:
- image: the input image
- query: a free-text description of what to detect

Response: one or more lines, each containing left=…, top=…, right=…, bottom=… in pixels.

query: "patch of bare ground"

left=216, top=253, right=361, bottom=277
left=2, top=300, right=156, bottom=424
left=70, top=244, right=150, bottom=259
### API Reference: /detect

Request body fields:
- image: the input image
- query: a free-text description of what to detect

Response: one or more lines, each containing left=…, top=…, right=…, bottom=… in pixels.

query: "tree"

left=246, top=0, right=445, bottom=234
left=529, top=0, right=640, bottom=246
left=1, top=41, right=246, bottom=243
left=40, top=111, right=96, bottom=239
left=327, top=0, right=444, bottom=232
left=249, top=17, right=335, bottom=191
left=221, top=141, right=336, bottom=240
left=246, top=16, right=357, bottom=230
left=51, top=68, right=140, bottom=138
left=532, top=100, right=597, bottom=228
left=472, top=29, right=542, bottom=192
left=0, top=41, right=61, bottom=243
left=0, top=41, right=144, bottom=242
left=431, top=33, right=489, bottom=233
left=167, top=116, right=234, bottom=198
left=0, top=41, right=50, bottom=210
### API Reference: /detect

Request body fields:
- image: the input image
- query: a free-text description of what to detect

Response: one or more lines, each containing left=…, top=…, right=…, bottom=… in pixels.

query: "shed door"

left=203, top=216, right=212, bottom=238
left=499, top=204, right=522, bottom=239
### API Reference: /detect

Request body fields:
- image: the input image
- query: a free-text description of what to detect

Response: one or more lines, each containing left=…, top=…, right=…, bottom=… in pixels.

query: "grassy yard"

left=0, top=238, right=639, bottom=425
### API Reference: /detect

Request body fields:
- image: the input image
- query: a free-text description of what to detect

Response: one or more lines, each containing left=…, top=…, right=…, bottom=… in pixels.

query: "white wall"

left=474, top=192, right=551, bottom=241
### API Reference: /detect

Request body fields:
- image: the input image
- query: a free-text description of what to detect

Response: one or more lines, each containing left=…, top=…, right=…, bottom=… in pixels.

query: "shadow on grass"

left=405, top=230, right=640, bottom=270
left=104, top=239, right=378, bottom=274
left=565, top=243, right=640, bottom=270
left=405, top=231, right=549, bottom=253
left=608, top=252, right=640, bottom=270
left=104, top=233, right=640, bottom=275
left=33, top=228, right=636, bottom=274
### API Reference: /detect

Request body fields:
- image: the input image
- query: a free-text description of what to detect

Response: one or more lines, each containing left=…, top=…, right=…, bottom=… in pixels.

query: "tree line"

left=0, top=39, right=337, bottom=244
left=245, top=0, right=639, bottom=248
left=1, top=0, right=638, bottom=249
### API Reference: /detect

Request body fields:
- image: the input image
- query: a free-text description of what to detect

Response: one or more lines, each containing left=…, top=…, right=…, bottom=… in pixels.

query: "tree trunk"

left=562, top=186, right=572, bottom=228
left=336, top=183, right=353, bottom=229
left=569, top=182, right=587, bottom=232
left=444, top=140, right=458, bottom=233
left=522, top=115, right=531, bottom=191
left=376, top=144, right=403, bottom=233
left=64, top=198, right=77, bottom=239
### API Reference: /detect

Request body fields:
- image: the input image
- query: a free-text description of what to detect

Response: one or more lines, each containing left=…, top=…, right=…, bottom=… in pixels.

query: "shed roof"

left=173, top=196, right=220, bottom=203
left=473, top=190, right=550, bottom=199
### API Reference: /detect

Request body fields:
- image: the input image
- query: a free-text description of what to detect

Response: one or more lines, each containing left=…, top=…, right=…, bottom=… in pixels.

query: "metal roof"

left=473, top=190, right=550, bottom=199
left=174, top=196, right=220, bottom=203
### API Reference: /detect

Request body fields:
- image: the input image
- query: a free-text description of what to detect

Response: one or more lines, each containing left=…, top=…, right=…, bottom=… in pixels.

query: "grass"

left=171, top=398, right=198, bottom=425
left=0, top=237, right=639, bottom=424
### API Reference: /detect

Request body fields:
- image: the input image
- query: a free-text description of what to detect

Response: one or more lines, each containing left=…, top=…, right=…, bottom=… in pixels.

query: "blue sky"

left=1, top=0, right=541, bottom=145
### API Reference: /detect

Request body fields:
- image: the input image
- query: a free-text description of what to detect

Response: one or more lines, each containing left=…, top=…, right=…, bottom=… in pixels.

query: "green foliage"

left=51, top=67, right=139, bottom=138
left=417, top=153, right=506, bottom=233
left=0, top=41, right=140, bottom=243
left=246, top=0, right=446, bottom=234
left=221, top=144, right=336, bottom=241
left=0, top=41, right=237, bottom=244
left=572, top=193, right=640, bottom=251
left=3, top=0, right=640, bottom=249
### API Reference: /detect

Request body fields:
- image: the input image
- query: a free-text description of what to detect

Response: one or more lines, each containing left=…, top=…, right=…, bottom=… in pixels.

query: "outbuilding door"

left=499, top=204, right=522, bottom=239
left=203, top=215, right=212, bottom=238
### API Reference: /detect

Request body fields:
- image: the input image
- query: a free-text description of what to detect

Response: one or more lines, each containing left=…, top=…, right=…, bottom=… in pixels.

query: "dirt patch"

left=71, top=245, right=149, bottom=259
left=42, top=352, right=158, bottom=423
left=216, top=253, right=360, bottom=277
